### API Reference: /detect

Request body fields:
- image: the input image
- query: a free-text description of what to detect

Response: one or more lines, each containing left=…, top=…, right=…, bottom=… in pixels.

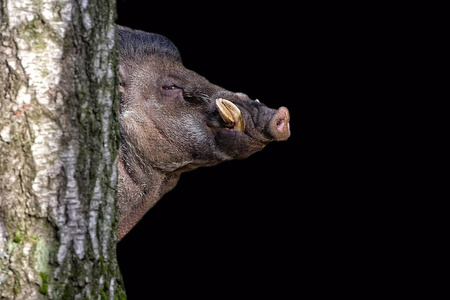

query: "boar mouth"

left=213, top=97, right=291, bottom=143
left=208, top=96, right=290, bottom=160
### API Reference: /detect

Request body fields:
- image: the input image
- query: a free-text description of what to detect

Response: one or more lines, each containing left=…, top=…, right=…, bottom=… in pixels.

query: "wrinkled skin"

left=117, top=26, right=290, bottom=240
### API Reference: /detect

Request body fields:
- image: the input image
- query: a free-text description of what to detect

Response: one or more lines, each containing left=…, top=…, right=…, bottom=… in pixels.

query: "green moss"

left=40, top=68, right=50, bottom=78
left=40, top=272, right=48, bottom=280
left=29, top=235, right=39, bottom=243
left=99, top=255, right=106, bottom=274
left=13, top=227, right=30, bottom=244
left=22, top=17, right=47, bottom=51
left=13, top=280, right=20, bottom=295
left=100, top=290, right=107, bottom=300
left=117, top=289, right=127, bottom=300
left=39, top=283, right=48, bottom=294
left=13, top=230, right=25, bottom=243
left=39, top=272, right=48, bottom=294
left=62, top=284, right=73, bottom=300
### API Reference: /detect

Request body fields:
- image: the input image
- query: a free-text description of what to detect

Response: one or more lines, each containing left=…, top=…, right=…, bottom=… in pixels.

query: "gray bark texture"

left=0, top=0, right=125, bottom=299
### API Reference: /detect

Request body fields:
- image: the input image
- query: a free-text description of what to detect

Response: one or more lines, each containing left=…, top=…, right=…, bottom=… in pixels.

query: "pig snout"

left=266, top=106, right=291, bottom=141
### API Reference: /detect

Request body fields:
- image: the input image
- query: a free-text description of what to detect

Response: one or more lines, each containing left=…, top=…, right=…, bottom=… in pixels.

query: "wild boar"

left=117, top=26, right=291, bottom=240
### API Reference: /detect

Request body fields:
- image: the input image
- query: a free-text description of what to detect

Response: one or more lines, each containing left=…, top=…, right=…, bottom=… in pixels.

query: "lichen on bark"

left=0, top=0, right=125, bottom=299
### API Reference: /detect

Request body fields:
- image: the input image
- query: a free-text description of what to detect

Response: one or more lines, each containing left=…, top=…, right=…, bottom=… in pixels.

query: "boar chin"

left=213, top=130, right=266, bottom=160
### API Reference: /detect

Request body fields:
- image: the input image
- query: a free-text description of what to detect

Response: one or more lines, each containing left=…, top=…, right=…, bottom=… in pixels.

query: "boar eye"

left=163, top=85, right=180, bottom=90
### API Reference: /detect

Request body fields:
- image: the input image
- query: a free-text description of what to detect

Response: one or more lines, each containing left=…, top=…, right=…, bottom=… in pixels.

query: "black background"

left=116, top=2, right=377, bottom=299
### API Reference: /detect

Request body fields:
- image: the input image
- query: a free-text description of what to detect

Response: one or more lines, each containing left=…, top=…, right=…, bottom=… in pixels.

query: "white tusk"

left=215, top=98, right=245, bottom=131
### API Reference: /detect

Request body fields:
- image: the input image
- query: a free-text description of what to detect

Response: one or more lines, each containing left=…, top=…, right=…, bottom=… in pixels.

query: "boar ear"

left=119, top=64, right=127, bottom=95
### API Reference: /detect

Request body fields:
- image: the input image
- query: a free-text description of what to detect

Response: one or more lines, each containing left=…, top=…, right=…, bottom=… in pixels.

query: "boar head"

left=117, top=26, right=290, bottom=240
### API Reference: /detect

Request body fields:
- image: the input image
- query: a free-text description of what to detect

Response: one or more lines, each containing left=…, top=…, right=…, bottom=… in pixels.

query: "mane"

left=117, top=25, right=181, bottom=62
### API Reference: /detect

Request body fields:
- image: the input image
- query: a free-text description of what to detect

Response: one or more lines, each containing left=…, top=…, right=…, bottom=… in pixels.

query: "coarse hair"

left=117, top=25, right=181, bottom=62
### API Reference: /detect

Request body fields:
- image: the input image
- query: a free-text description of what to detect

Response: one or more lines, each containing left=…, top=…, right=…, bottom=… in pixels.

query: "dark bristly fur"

left=117, top=26, right=290, bottom=240
left=118, top=26, right=181, bottom=62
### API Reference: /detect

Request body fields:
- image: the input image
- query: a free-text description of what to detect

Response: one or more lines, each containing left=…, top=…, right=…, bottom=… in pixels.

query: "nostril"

left=267, top=107, right=291, bottom=141
left=276, top=119, right=286, bottom=132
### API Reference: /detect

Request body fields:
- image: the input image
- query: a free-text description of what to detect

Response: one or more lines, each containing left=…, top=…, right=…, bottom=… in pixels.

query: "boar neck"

left=117, top=154, right=181, bottom=240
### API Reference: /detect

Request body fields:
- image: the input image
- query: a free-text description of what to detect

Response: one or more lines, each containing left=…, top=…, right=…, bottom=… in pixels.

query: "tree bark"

left=0, top=0, right=125, bottom=299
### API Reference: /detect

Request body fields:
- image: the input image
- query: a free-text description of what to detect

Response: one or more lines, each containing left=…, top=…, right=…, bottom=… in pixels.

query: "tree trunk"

left=0, top=0, right=125, bottom=299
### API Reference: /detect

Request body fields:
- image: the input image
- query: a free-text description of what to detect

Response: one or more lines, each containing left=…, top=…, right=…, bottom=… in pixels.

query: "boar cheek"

left=126, top=96, right=219, bottom=170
